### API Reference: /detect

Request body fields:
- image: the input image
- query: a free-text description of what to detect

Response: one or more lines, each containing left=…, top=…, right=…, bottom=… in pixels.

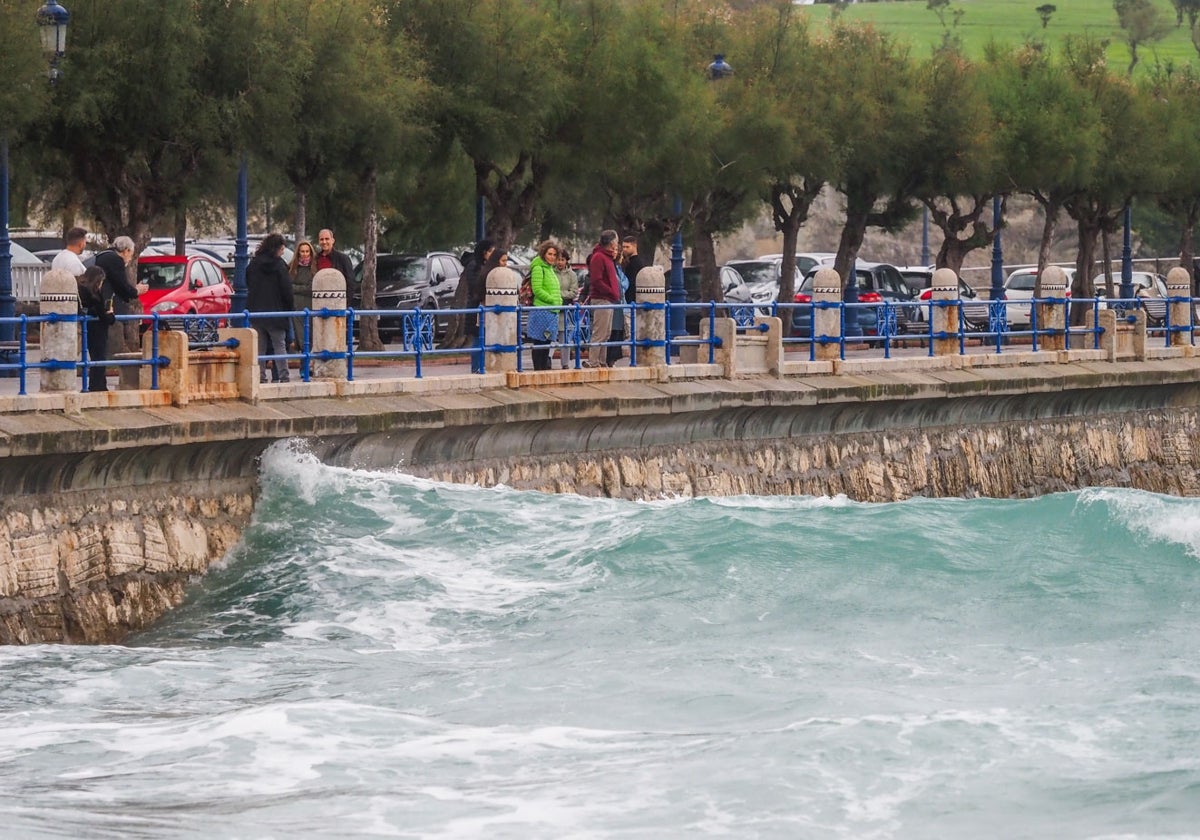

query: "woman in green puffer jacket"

left=526, top=240, right=563, bottom=371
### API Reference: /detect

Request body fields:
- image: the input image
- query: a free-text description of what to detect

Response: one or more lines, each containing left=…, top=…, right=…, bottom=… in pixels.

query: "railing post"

left=1036, top=265, right=1068, bottom=352
left=484, top=266, right=520, bottom=373
left=311, top=267, right=347, bottom=380
left=931, top=268, right=960, bottom=357
left=812, top=267, right=841, bottom=362
left=636, top=265, right=667, bottom=367
left=39, top=269, right=79, bottom=393
left=1166, top=266, right=1192, bottom=347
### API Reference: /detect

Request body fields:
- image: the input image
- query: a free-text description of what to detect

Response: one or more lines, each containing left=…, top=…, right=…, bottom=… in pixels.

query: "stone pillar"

left=1166, top=266, right=1192, bottom=347
left=635, top=265, right=667, bottom=367
left=311, top=267, right=348, bottom=379
left=39, top=269, right=80, bottom=393
left=812, top=267, right=841, bottom=362
left=484, top=266, right=520, bottom=373
left=930, top=268, right=960, bottom=357
left=155, top=328, right=190, bottom=406
left=700, top=317, right=735, bottom=375
left=1036, top=265, right=1068, bottom=351
left=219, top=326, right=259, bottom=399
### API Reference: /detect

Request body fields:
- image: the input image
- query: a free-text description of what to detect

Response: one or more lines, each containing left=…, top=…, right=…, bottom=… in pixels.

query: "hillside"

left=796, top=0, right=1198, bottom=74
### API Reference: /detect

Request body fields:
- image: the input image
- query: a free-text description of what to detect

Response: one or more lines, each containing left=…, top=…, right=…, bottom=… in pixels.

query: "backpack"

left=518, top=274, right=533, bottom=306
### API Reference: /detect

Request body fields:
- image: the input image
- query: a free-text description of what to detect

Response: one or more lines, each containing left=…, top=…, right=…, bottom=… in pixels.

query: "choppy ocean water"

left=2, top=443, right=1200, bottom=839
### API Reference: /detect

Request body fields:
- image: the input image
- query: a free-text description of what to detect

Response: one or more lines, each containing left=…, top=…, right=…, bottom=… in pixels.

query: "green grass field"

left=796, top=0, right=1200, bottom=75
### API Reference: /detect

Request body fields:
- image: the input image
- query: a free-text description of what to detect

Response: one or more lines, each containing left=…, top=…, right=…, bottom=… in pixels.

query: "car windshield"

left=138, top=264, right=186, bottom=290
left=1007, top=273, right=1036, bottom=291
left=734, top=262, right=778, bottom=287
left=375, top=257, right=425, bottom=288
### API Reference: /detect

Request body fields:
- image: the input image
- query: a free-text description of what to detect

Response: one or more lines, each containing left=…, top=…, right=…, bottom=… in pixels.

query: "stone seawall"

left=5, top=359, right=1200, bottom=644
left=381, top=406, right=1200, bottom=501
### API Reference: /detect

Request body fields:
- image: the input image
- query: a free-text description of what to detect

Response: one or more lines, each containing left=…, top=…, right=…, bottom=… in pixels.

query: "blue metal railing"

left=1, top=294, right=1195, bottom=390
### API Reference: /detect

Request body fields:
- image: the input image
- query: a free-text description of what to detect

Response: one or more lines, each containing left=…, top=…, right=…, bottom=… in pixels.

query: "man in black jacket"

left=93, top=236, right=148, bottom=389
left=315, top=228, right=354, bottom=283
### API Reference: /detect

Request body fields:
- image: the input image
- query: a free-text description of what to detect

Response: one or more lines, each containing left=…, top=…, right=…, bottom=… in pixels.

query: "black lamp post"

left=1119, top=203, right=1133, bottom=302
left=2, top=2, right=70, bottom=341
left=231, top=158, right=249, bottom=313
left=669, top=54, right=734, bottom=342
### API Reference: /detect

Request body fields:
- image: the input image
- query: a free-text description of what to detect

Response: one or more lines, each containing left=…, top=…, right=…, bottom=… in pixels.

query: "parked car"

left=1003, top=267, right=1075, bottom=328
left=137, top=254, right=233, bottom=336
left=758, top=252, right=838, bottom=278
left=725, top=257, right=803, bottom=304
left=791, top=261, right=919, bottom=338
left=900, top=266, right=990, bottom=331
left=350, top=251, right=463, bottom=343
left=681, top=265, right=756, bottom=332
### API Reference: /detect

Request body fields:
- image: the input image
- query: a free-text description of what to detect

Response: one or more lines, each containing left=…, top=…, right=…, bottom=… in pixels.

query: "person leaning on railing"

left=526, top=240, right=563, bottom=371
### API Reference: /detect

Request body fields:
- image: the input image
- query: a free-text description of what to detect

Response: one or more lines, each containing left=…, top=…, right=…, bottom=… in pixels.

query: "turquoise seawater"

left=2, top=443, right=1200, bottom=839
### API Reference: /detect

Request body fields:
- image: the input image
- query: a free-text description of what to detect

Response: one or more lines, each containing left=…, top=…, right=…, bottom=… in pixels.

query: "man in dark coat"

left=586, top=230, right=621, bottom=367
left=246, top=233, right=295, bottom=383
left=315, top=228, right=354, bottom=284
left=92, top=236, right=147, bottom=388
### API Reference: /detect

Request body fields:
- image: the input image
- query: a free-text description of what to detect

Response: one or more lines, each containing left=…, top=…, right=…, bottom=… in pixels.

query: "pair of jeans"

left=255, top=322, right=289, bottom=382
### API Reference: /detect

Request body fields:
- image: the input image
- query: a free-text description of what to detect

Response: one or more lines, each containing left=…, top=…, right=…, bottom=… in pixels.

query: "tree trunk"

left=1034, top=196, right=1062, bottom=276
left=694, top=224, right=721, bottom=304
left=358, top=166, right=383, bottom=351
left=173, top=207, right=187, bottom=256
left=294, top=188, right=307, bottom=246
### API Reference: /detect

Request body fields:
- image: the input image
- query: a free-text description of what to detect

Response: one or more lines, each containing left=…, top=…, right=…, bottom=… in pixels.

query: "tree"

left=818, top=24, right=926, bottom=290
left=737, top=3, right=833, bottom=314
left=1036, top=4, right=1057, bottom=29
left=1113, top=0, right=1171, bottom=77
left=35, top=0, right=301, bottom=249
left=985, top=41, right=1101, bottom=278
left=1144, top=63, right=1200, bottom=291
left=0, top=0, right=50, bottom=230
left=911, top=46, right=1004, bottom=274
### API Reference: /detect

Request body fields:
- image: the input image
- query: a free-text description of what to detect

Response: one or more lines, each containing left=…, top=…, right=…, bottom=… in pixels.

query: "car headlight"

left=151, top=301, right=181, bottom=314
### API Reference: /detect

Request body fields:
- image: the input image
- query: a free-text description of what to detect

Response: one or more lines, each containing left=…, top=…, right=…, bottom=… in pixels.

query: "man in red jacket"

left=585, top=229, right=621, bottom=367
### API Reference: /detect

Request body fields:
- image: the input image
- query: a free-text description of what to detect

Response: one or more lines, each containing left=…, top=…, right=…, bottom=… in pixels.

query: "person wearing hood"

left=246, top=233, right=295, bottom=383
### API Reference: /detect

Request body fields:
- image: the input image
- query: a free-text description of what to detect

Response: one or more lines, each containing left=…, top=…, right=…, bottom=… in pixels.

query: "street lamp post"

left=36, top=0, right=69, bottom=83
left=668, top=55, right=734, bottom=343
left=2, top=2, right=71, bottom=340
left=1119, top=203, right=1133, bottom=302
left=231, top=158, right=249, bottom=314
left=0, top=139, right=13, bottom=342
left=990, top=194, right=1005, bottom=303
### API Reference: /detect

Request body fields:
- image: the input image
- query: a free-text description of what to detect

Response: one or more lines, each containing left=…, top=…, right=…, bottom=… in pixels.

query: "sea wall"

left=4, top=359, right=1200, bottom=643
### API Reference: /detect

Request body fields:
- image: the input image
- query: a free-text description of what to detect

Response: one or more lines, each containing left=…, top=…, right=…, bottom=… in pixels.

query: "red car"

left=137, top=254, right=233, bottom=324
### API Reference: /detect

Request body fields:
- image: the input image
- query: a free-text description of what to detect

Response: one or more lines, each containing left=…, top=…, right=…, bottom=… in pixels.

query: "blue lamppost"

left=0, top=139, right=13, bottom=342
left=990, top=194, right=1005, bottom=302
left=36, top=0, right=70, bottom=82
left=231, top=158, right=249, bottom=313
left=1119, top=203, right=1133, bottom=302
left=2, top=1, right=70, bottom=341
left=668, top=54, right=734, bottom=342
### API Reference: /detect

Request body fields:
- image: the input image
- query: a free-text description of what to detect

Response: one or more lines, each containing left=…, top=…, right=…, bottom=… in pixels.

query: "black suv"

left=350, top=252, right=463, bottom=343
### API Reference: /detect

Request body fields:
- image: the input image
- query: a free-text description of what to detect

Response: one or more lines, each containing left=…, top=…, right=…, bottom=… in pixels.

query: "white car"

left=1003, top=267, right=1076, bottom=328
left=1091, top=271, right=1171, bottom=326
